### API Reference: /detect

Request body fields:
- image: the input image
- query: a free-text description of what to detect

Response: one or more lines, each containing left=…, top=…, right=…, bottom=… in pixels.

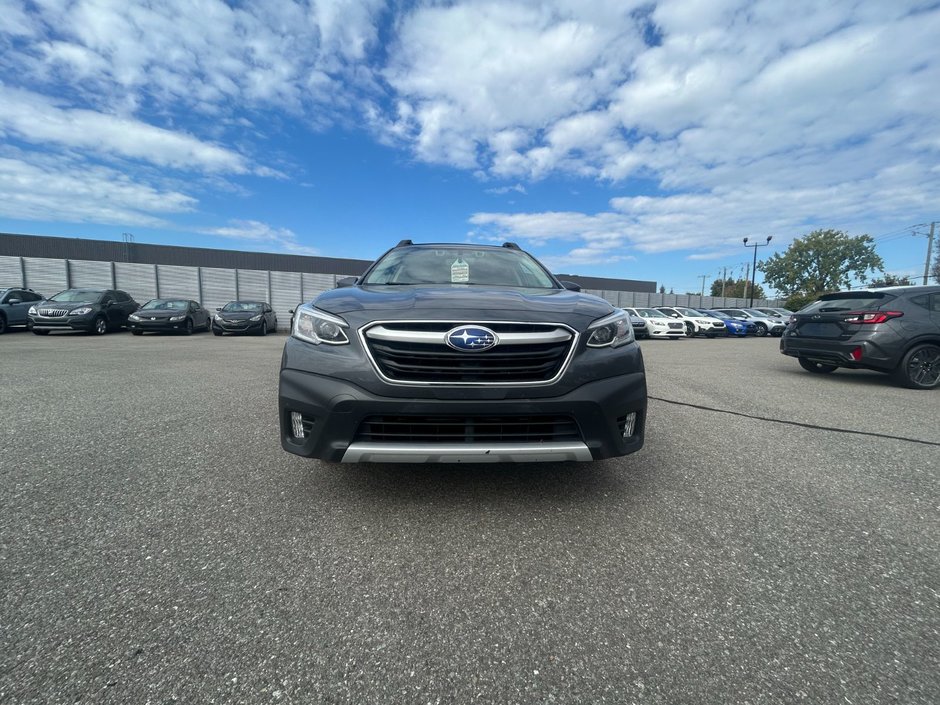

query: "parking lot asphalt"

left=1, top=329, right=937, bottom=704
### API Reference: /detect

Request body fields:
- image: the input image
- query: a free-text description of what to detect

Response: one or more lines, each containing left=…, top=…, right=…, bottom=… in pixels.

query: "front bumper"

left=279, top=369, right=647, bottom=463
left=29, top=315, right=96, bottom=331
left=213, top=319, right=262, bottom=333
left=128, top=319, right=187, bottom=332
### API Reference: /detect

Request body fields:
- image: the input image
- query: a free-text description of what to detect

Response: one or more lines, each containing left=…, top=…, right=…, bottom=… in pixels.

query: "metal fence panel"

left=201, top=267, right=236, bottom=313
left=301, top=273, right=336, bottom=302
left=156, top=265, right=199, bottom=300
left=23, top=258, right=67, bottom=298
left=0, top=256, right=23, bottom=287
left=68, top=259, right=113, bottom=289
left=270, top=271, right=301, bottom=330
left=114, top=263, right=157, bottom=304
left=236, top=269, right=268, bottom=302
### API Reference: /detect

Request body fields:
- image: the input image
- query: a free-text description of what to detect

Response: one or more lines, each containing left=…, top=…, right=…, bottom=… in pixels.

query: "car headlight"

left=587, top=310, right=634, bottom=348
left=214, top=313, right=224, bottom=321
left=169, top=315, right=185, bottom=322
left=70, top=307, right=93, bottom=316
left=696, top=319, right=711, bottom=325
left=28, top=305, right=37, bottom=315
left=292, top=306, right=349, bottom=345
left=249, top=314, right=263, bottom=321
left=129, top=313, right=141, bottom=321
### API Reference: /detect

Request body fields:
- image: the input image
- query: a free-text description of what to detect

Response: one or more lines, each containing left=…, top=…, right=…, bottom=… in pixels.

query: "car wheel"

left=684, top=321, right=695, bottom=337
left=93, top=316, right=108, bottom=335
left=132, top=330, right=143, bottom=336
left=0, top=315, right=6, bottom=334
left=799, top=358, right=837, bottom=374
left=213, top=328, right=223, bottom=336
left=754, top=322, right=768, bottom=337
left=184, top=318, right=193, bottom=336
left=259, top=320, right=267, bottom=336
left=893, top=344, right=940, bottom=390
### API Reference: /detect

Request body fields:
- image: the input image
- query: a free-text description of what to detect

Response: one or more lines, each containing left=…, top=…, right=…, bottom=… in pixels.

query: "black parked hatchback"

left=780, top=286, right=940, bottom=389
left=29, top=288, right=138, bottom=335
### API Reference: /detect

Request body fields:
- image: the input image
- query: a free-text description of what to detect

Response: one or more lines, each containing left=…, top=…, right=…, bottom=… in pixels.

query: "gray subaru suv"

left=780, top=286, right=940, bottom=389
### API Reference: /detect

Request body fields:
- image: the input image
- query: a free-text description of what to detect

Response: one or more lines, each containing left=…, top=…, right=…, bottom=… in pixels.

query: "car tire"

left=132, top=330, right=143, bottom=336
left=892, top=343, right=940, bottom=390
left=0, top=315, right=6, bottom=334
left=93, top=316, right=108, bottom=335
left=184, top=318, right=193, bottom=336
left=684, top=322, right=695, bottom=337
left=213, top=328, right=223, bottom=336
left=754, top=322, right=768, bottom=337
left=259, top=320, right=267, bottom=336
left=799, top=358, right=838, bottom=374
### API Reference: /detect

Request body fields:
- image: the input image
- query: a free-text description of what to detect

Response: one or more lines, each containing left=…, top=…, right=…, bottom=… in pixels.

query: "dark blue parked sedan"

left=702, top=310, right=756, bottom=336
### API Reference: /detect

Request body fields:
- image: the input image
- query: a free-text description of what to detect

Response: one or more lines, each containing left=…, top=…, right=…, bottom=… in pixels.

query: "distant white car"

left=755, top=307, right=795, bottom=321
left=655, top=306, right=727, bottom=337
left=711, top=308, right=786, bottom=337
left=624, top=307, right=686, bottom=339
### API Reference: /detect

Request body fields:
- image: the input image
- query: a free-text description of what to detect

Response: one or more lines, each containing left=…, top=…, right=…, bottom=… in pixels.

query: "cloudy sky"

left=0, top=0, right=937, bottom=293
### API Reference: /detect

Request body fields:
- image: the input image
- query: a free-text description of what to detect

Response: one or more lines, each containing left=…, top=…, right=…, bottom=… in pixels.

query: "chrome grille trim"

left=38, top=308, right=68, bottom=317
left=358, top=319, right=579, bottom=387
left=366, top=325, right=572, bottom=346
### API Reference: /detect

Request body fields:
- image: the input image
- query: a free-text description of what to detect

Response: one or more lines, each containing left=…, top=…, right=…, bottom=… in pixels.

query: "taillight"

left=842, top=311, right=903, bottom=324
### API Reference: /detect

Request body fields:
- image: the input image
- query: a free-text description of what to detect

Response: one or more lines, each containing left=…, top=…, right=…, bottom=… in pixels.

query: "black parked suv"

left=29, top=288, right=139, bottom=335
left=278, top=241, right=648, bottom=463
left=780, top=286, right=940, bottom=389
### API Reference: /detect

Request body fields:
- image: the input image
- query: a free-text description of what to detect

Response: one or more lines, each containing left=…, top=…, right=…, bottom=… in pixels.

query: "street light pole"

left=743, top=235, right=773, bottom=307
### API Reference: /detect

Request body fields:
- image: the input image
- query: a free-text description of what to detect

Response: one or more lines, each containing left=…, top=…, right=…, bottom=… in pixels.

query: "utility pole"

left=924, top=221, right=936, bottom=285
left=720, top=267, right=727, bottom=298
left=743, top=262, right=749, bottom=300
left=743, top=235, right=773, bottom=307
left=698, top=274, right=709, bottom=297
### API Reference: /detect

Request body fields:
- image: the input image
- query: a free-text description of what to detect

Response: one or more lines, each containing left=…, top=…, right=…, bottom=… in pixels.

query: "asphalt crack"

left=649, top=395, right=940, bottom=448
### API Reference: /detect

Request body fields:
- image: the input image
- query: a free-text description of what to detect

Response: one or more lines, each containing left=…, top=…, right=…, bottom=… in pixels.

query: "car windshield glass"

left=636, top=308, right=668, bottom=318
left=800, top=294, right=892, bottom=313
left=743, top=309, right=769, bottom=317
left=50, top=290, right=102, bottom=302
left=221, top=302, right=263, bottom=312
left=675, top=307, right=701, bottom=317
left=362, top=247, right=556, bottom=288
left=141, top=299, right=188, bottom=310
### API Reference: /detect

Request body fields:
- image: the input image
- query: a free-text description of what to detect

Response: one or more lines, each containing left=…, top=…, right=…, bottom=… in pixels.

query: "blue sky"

left=0, top=0, right=938, bottom=295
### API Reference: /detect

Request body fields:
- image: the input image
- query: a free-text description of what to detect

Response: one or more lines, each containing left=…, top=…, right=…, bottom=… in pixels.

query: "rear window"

left=801, top=292, right=895, bottom=313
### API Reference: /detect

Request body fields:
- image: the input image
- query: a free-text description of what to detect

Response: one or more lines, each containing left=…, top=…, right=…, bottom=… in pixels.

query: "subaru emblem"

left=445, top=325, right=499, bottom=352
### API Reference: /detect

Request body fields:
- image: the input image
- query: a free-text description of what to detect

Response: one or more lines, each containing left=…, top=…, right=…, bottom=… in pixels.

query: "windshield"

left=50, top=290, right=102, bottom=302
left=635, top=308, right=669, bottom=318
left=362, top=246, right=557, bottom=288
left=141, top=299, right=189, bottom=310
left=221, top=301, right=263, bottom=312
left=675, top=307, right=703, bottom=317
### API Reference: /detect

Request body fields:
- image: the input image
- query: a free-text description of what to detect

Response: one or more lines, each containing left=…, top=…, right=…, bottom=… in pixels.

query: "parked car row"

left=0, top=287, right=279, bottom=336
left=623, top=305, right=793, bottom=339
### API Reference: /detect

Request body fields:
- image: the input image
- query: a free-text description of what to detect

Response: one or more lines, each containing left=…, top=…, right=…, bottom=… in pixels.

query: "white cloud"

left=0, top=86, right=254, bottom=173
left=199, top=220, right=317, bottom=255
left=0, top=154, right=196, bottom=226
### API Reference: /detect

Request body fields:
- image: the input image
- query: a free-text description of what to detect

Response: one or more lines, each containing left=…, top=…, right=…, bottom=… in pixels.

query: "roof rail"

left=502, top=242, right=521, bottom=250
left=396, top=239, right=413, bottom=247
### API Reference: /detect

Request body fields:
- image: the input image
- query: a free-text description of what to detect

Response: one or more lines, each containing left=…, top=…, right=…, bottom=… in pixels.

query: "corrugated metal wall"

left=0, top=254, right=783, bottom=331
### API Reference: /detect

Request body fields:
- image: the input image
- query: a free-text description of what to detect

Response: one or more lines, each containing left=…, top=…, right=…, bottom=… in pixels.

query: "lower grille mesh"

left=355, top=415, right=581, bottom=444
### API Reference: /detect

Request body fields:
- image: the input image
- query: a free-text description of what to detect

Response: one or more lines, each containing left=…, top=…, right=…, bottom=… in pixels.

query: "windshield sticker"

left=451, top=258, right=469, bottom=283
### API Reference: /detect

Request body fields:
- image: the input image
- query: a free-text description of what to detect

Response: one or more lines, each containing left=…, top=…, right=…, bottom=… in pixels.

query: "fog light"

left=290, top=411, right=305, bottom=439
left=622, top=412, right=636, bottom=439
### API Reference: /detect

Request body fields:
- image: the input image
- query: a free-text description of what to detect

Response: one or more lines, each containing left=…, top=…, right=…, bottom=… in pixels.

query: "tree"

left=659, top=285, right=666, bottom=294
left=709, top=278, right=765, bottom=299
left=758, top=229, right=883, bottom=297
left=932, top=251, right=940, bottom=284
left=868, top=273, right=912, bottom=288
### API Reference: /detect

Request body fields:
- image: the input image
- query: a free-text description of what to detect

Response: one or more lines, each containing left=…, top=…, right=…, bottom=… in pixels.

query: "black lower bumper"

left=29, top=317, right=96, bottom=332
left=278, top=369, right=647, bottom=463
left=780, top=335, right=898, bottom=371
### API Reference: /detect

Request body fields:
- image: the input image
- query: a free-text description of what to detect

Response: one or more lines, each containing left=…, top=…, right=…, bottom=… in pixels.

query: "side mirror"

left=671, top=313, right=680, bottom=318
left=7, top=298, right=22, bottom=304
left=560, top=281, right=581, bottom=292
left=336, top=277, right=358, bottom=288
left=215, top=307, right=221, bottom=311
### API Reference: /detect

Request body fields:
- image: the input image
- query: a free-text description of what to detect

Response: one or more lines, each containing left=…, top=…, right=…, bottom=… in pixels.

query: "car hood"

left=40, top=300, right=96, bottom=309
left=312, top=285, right=613, bottom=323
left=136, top=310, right=182, bottom=319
